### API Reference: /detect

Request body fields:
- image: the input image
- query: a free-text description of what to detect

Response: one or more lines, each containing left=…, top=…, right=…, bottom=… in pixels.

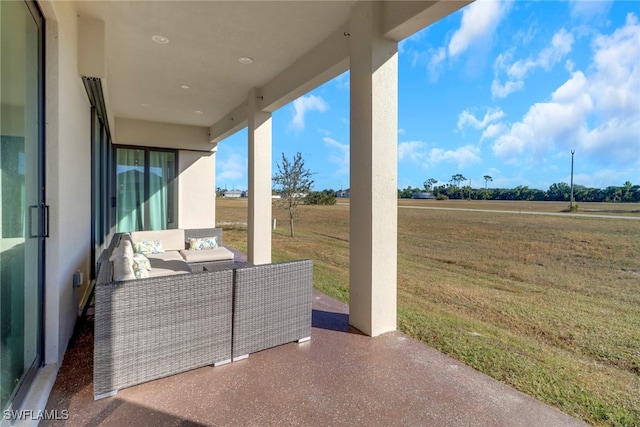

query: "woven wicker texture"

left=94, top=231, right=313, bottom=397
left=94, top=234, right=234, bottom=397
left=232, top=260, right=313, bottom=358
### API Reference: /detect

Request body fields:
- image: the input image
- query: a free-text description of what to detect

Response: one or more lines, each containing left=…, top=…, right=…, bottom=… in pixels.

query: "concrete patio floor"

left=42, top=290, right=587, bottom=426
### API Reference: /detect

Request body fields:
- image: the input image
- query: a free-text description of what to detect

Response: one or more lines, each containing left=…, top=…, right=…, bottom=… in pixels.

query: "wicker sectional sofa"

left=93, top=229, right=312, bottom=399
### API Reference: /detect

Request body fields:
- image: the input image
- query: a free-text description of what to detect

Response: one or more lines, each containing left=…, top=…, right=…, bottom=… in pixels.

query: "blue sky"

left=216, top=0, right=640, bottom=192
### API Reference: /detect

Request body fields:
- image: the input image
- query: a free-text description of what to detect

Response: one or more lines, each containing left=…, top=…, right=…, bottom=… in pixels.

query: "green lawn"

left=217, top=198, right=640, bottom=426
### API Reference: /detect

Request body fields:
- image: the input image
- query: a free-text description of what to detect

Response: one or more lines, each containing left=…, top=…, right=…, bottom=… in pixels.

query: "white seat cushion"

left=146, top=251, right=192, bottom=277
left=180, top=247, right=234, bottom=263
left=147, top=251, right=185, bottom=262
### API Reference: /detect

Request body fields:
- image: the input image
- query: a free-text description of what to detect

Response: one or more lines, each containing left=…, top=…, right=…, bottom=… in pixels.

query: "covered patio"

left=60, top=0, right=481, bottom=338
left=42, top=290, right=586, bottom=426
left=7, top=0, right=589, bottom=423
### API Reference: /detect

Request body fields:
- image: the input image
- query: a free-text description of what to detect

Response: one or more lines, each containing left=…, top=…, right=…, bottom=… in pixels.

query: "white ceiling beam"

left=258, top=23, right=351, bottom=113
left=210, top=23, right=350, bottom=142
left=382, top=0, right=473, bottom=41
left=209, top=100, right=248, bottom=144
left=210, top=1, right=471, bottom=143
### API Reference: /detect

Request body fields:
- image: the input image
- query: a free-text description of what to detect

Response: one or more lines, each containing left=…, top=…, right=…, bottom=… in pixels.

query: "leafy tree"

left=399, top=186, right=421, bottom=199
left=623, top=181, right=633, bottom=201
left=396, top=180, right=639, bottom=203
left=603, top=186, right=622, bottom=202
left=306, top=189, right=336, bottom=205
left=424, top=178, right=438, bottom=192
left=448, top=174, right=467, bottom=199
left=273, top=152, right=314, bottom=237
left=450, top=174, right=467, bottom=187
left=483, top=175, right=493, bottom=189
left=547, top=182, right=571, bottom=201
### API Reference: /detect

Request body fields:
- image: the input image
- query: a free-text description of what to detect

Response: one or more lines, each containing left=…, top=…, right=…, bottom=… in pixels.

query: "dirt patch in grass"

left=217, top=198, right=640, bottom=425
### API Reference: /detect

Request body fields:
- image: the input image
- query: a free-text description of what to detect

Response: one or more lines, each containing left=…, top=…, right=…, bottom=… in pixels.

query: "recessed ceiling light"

left=238, top=56, right=253, bottom=64
left=140, top=103, right=151, bottom=107
left=194, top=110, right=203, bottom=115
left=181, top=84, right=190, bottom=89
left=152, top=35, right=169, bottom=44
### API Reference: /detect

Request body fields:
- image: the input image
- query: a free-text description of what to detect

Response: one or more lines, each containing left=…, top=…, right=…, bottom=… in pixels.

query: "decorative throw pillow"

left=132, top=261, right=150, bottom=279
left=189, top=237, right=218, bottom=251
left=109, top=238, right=134, bottom=261
left=113, top=255, right=135, bottom=281
left=122, top=239, right=134, bottom=258
left=109, top=244, right=124, bottom=262
left=134, top=240, right=164, bottom=255
left=133, top=253, right=152, bottom=271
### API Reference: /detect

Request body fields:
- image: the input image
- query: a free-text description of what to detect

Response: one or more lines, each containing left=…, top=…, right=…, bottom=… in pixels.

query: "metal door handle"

left=29, top=205, right=39, bottom=238
left=42, top=204, right=50, bottom=238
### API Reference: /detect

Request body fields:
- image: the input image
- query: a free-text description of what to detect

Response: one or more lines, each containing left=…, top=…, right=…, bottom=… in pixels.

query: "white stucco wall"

left=178, top=150, right=216, bottom=229
left=113, top=117, right=216, bottom=229
left=40, top=0, right=92, bottom=364
left=114, top=117, right=212, bottom=151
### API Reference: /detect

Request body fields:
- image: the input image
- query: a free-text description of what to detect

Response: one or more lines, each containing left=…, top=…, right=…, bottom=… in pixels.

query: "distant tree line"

left=398, top=178, right=640, bottom=203
left=306, top=189, right=337, bottom=205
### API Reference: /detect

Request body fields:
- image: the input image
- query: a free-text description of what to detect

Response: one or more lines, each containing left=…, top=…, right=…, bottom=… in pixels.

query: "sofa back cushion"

left=130, top=229, right=185, bottom=252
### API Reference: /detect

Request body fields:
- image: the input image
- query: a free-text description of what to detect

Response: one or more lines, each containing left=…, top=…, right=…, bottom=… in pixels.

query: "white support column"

left=349, top=1, right=398, bottom=337
left=247, top=88, right=272, bottom=265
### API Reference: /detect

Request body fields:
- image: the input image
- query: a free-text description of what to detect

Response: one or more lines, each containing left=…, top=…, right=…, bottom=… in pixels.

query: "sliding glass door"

left=149, top=151, right=176, bottom=230
left=90, top=107, right=111, bottom=277
left=116, top=148, right=145, bottom=232
left=115, top=147, right=176, bottom=232
left=0, top=0, right=44, bottom=411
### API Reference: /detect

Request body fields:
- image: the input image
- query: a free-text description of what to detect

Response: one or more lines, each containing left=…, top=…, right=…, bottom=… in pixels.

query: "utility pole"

left=570, top=149, right=575, bottom=211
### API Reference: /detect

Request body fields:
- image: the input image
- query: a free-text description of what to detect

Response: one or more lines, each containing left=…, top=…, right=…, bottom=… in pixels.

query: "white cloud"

left=492, top=133, right=526, bottom=162
left=565, top=59, right=575, bottom=72
left=428, top=145, right=482, bottom=169
left=569, top=0, right=613, bottom=22
left=398, top=141, right=427, bottom=163
left=290, top=94, right=328, bottom=131
left=415, top=0, right=509, bottom=82
left=427, top=47, right=447, bottom=82
left=590, top=13, right=640, bottom=117
left=487, top=14, right=640, bottom=169
left=323, top=137, right=349, bottom=176
left=492, top=28, right=575, bottom=98
left=448, top=0, right=510, bottom=57
left=569, top=167, right=639, bottom=189
left=551, top=70, right=589, bottom=103
left=457, top=107, right=505, bottom=130
left=398, top=128, right=406, bottom=135
left=491, top=78, right=524, bottom=99
left=589, top=167, right=639, bottom=188
left=216, top=152, right=246, bottom=186
left=481, top=122, right=507, bottom=142
left=492, top=71, right=594, bottom=161
left=399, top=141, right=481, bottom=170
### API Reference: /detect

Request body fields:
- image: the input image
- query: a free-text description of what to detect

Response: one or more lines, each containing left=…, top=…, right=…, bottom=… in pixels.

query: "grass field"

left=216, top=198, right=640, bottom=426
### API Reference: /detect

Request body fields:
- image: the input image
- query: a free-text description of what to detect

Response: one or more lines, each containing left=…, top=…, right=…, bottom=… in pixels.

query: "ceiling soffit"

left=71, top=1, right=470, bottom=135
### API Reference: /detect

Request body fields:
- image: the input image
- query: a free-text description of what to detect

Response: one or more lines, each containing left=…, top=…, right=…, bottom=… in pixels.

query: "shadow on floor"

left=311, top=309, right=364, bottom=335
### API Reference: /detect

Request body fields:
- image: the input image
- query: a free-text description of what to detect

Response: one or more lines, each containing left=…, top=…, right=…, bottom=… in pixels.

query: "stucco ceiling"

left=73, top=1, right=357, bottom=128
left=72, top=1, right=471, bottom=135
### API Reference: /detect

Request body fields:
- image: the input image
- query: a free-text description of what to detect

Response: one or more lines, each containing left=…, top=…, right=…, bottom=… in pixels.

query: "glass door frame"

left=90, top=107, right=110, bottom=278
left=4, top=0, right=47, bottom=412
left=113, top=145, right=178, bottom=232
